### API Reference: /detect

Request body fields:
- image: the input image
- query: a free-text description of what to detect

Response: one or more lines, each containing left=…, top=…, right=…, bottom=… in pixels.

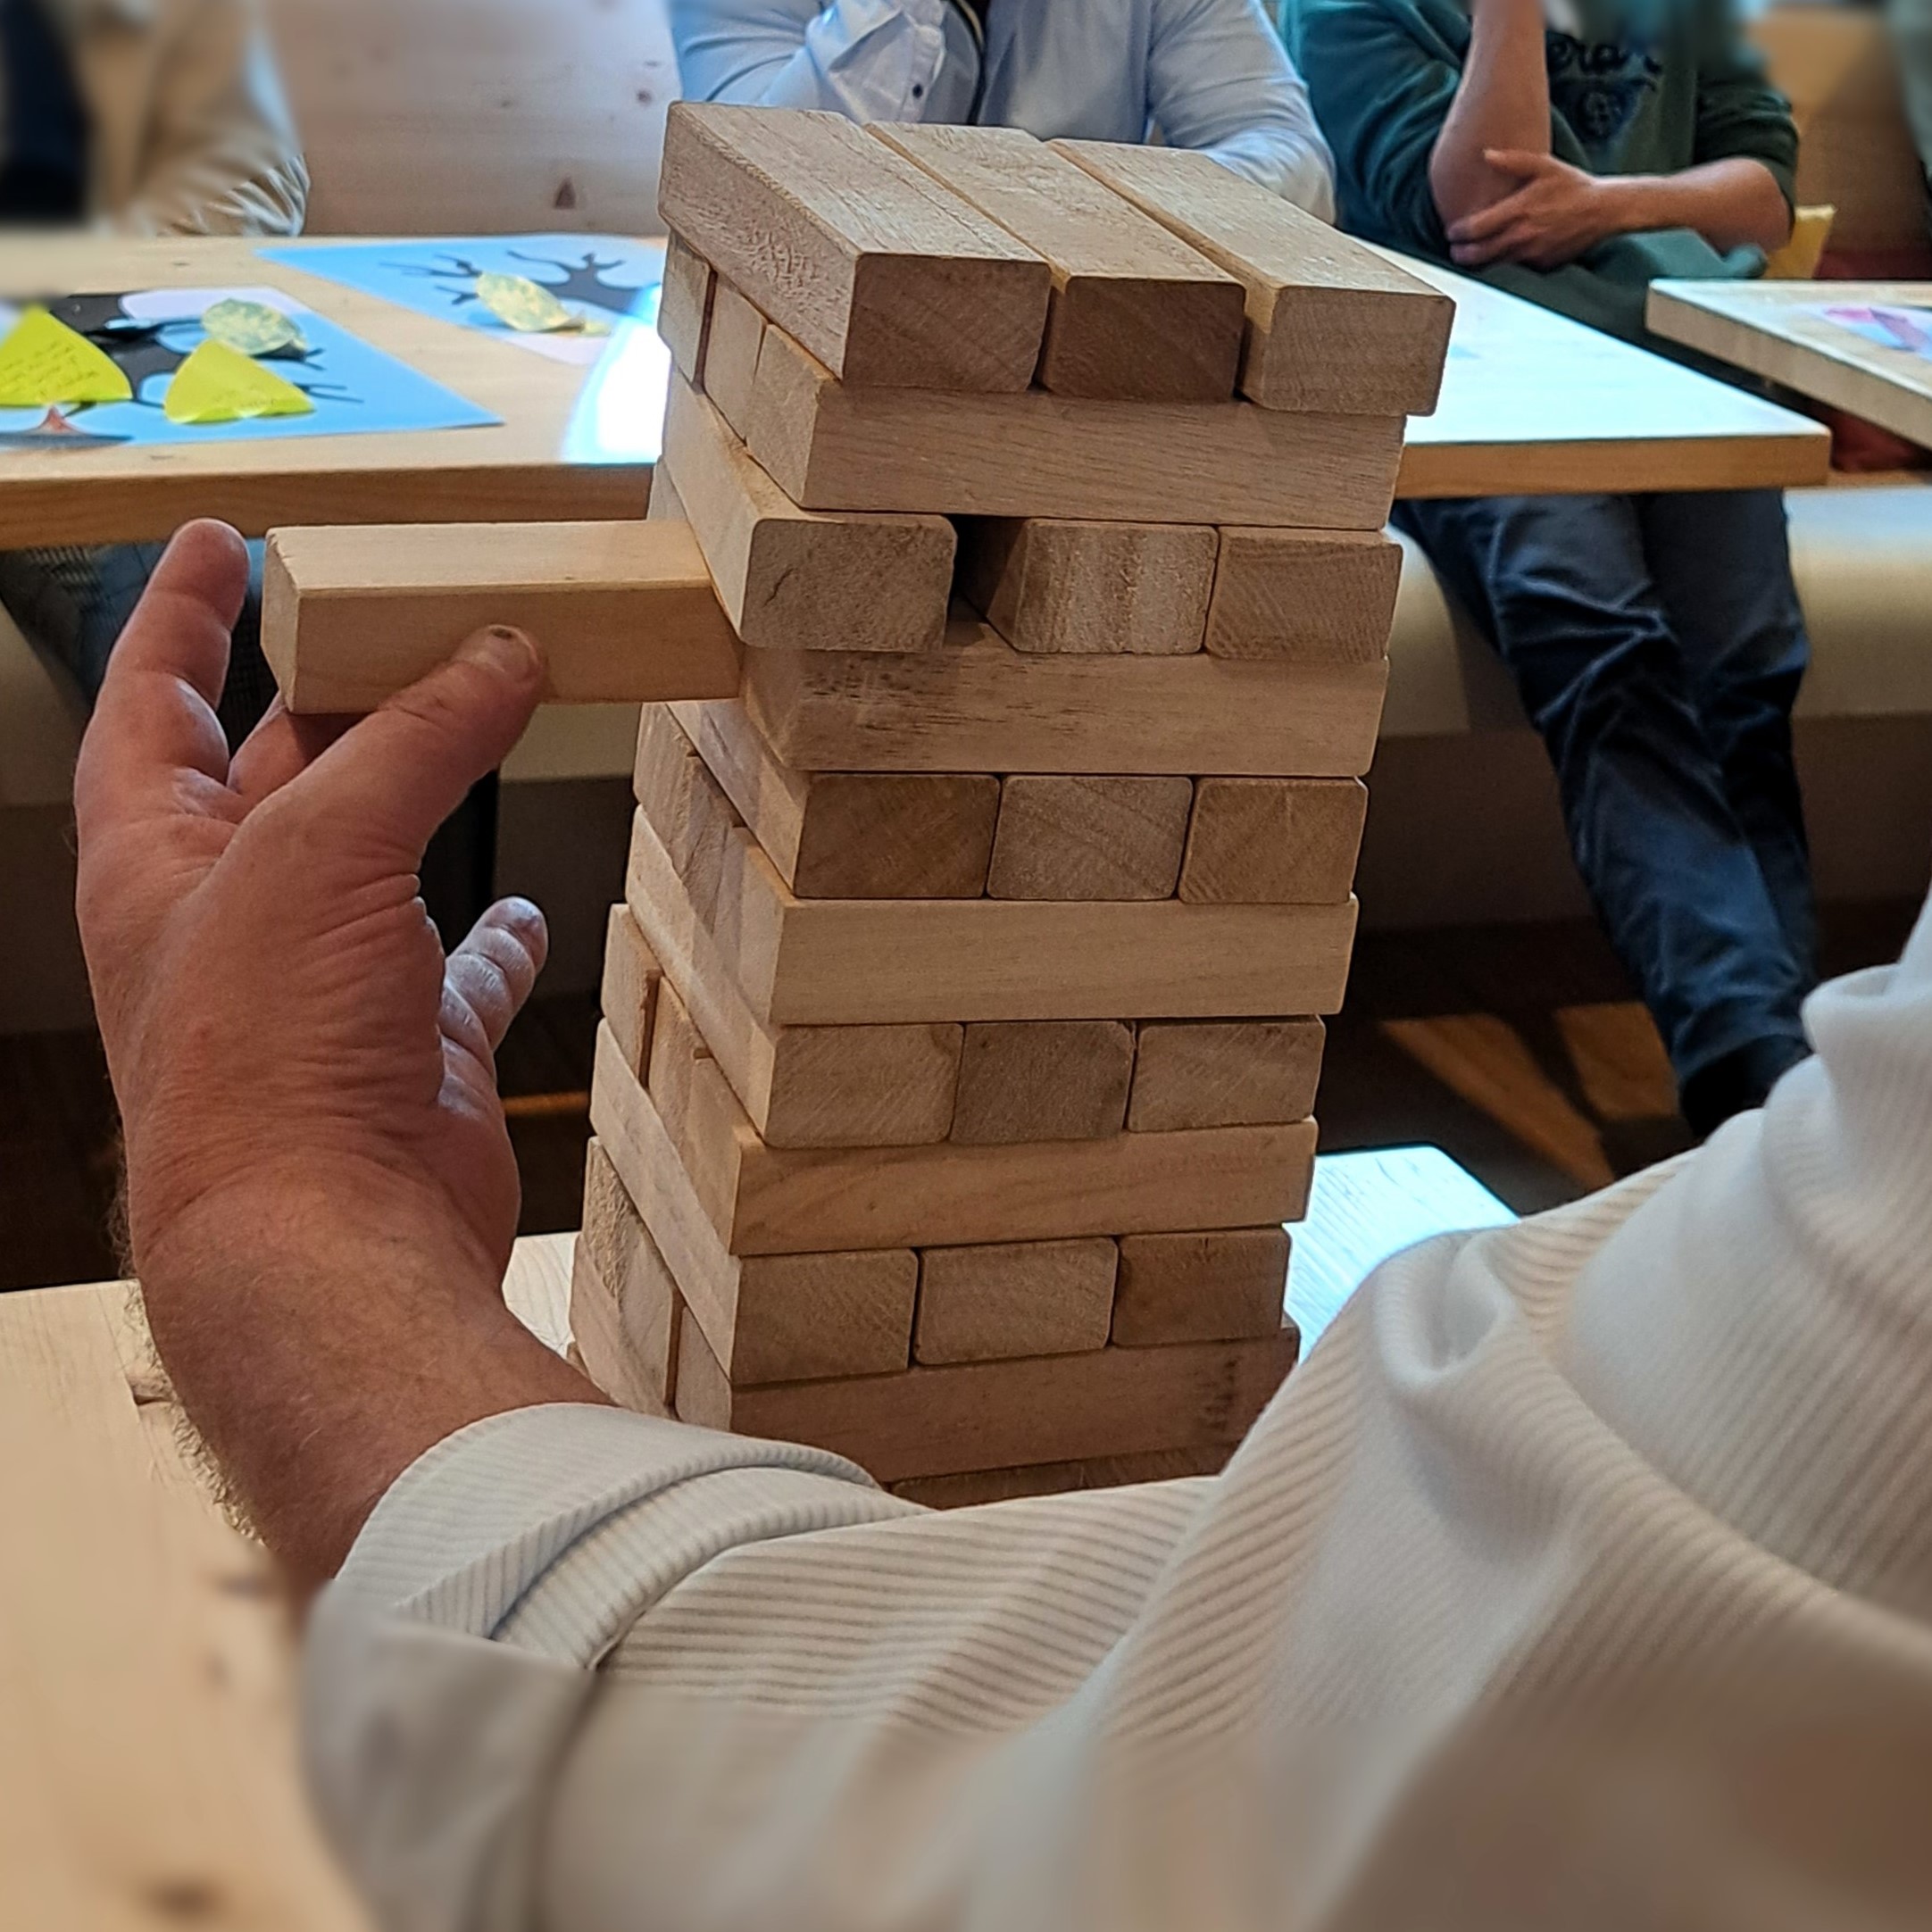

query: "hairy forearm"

left=1598, top=157, right=1792, bottom=253
left=1430, top=0, right=1549, bottom=227
left=138, top=1165, right=605, bottom=1601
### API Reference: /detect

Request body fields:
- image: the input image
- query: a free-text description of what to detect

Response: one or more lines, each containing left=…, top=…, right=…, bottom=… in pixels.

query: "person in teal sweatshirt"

left=1283, top=0, right=1816, bottom=1139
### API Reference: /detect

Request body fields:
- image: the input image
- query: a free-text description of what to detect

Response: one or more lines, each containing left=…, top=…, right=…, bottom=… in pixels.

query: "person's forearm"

left=1595, top=157, right=1792, bottom=254
left=1430, top=0, right=1549, bottom=228
left=138, top=1162, right=605, bottom=1602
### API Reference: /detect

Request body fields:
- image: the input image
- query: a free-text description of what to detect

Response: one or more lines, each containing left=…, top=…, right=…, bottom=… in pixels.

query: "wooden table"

left=0, top=237, right=661, bottom=545
left=1395, top=254, right=1832, bottom=497
left=1647, top=278, right=1932, bottom=449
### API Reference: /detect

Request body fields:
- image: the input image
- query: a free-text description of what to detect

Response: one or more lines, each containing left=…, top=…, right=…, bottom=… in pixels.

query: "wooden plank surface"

left=1056, top=138, right=1453, bottom=419
left=873, top=122, right=1245, bottom=400
left=662, top=372, right=955, bottom=653
left=912, top=1238, right=1120, bottom=1364
left=0, top=236, right=656, bottom=545
left=1204, top=529, right=1401, bottom=662
left=1128, top=1019, right=1326, bottom=1132
left=890, top=1443, right=1232, bottom=1507
left=1112, top=1228, right=1291, bottom=1346
left=578, top=1139, right=679, bottom=1414
left=987, top=775, right=1195, bottom=901
left=950, top=1020, right=1137, bottom=1145
left=1178, top=778, right=1369, bottom=905
left=674, top=699, right=998, bottom=898
left=657, top=233, right=715, bottom=381
left=699, top=279, right=767, bottom=437
left=658, top=104, right=1051, bottom=391
left=262, top=519, right=743, bottom=712
left=745, top=321, right=1405, bottom=525
left=600, top=902, right=662, bottom=1081
left=742, top=612, right=1390, bottom=777
left=674, top=1312, right=1299, bottom=1482
left=1646, top=277, right=1932, bottom=447
left=1395, top=251, right=1833, bottom=497
left=956, top=516, right=1218, bottom=657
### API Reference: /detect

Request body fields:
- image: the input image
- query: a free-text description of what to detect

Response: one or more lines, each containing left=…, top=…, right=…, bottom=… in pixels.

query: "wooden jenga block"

left=655, top=233, right=714, bottom=379
left=645, top=466, right=685, bottom=522
left=872, top=122, right=1245, bottom=401
left=592, top=1026, right=919, bottom=1382
left=950, top=1021, right=1136, bottom=1145
left=262, top=520, right=741, bottom=713
left=1054, top=139, right=1453, bottom=418
left=672, top=1312, right=1299, bottom=1482
left=658, top=104, right=1052, bottom=392
left=1203, top=529, right=1402, bottom=663
left=634, top=702, right=734, bottom=922
left=987, top=775, right=1194, bottom=901
left=664, top=373, right=955, bottom=654
left=913, top=1238, right=1119, bottom=1364
left=673, top=699, right=998, bottom=898
left=645, top=970, right=712, bottom=1153
left=600, top=902, right=660, bottom=1081
left=955, top=518, right=1217, bottom=657
left=745, top=322, right=1405, bottom=526
left=575, top=1140, right=679, bottom=1413
left=891, top=1444, right=1231, bottom=1508
left=1128, top=1020, right=1326, bottom=1132
left=629, top=808, right=962, bottom=1147
left=741, top=612, right=1388, bottom=777
left=1112, top=1228, right=1290, bottom=1347
left=612, top=1018, right=1314, bottom=1254
left=700, top=279, right=765, bottom=438
left=1178, top=778, right=1370, bottom=905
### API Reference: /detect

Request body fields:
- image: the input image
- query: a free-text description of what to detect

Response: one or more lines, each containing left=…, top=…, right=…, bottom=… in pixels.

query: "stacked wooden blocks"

left=570, top=105, right=1453, bottom=1505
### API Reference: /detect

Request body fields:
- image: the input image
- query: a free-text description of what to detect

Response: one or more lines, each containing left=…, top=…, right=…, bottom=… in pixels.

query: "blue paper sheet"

left=0, top=286, right=499, bottom=447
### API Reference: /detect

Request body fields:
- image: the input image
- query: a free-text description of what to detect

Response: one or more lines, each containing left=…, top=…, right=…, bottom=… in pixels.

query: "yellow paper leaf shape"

left=0, top=307, right=134, bottom=407
left=201, top=297, right=309, bottom=357
left=162, top=338, right=315, bottom=424
left=477, top=271, right=577, bottom=333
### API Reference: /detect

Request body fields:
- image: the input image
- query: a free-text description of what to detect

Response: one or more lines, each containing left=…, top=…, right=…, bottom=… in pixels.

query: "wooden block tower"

left=562, top=106, right=1452, bottom=1506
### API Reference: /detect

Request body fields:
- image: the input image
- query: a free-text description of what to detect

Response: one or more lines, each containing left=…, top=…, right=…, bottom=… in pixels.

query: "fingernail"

left=456, top=624, right=541, bottom=680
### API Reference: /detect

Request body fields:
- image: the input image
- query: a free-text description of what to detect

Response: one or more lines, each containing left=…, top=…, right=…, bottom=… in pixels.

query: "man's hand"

left=75, top=521, right=604, bottom=1595
left=1446, top=148, right=1629, bottom=268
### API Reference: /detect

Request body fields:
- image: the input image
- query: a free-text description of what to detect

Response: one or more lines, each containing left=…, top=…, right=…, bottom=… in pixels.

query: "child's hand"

left=1447, top=150, right=1632, bottom=269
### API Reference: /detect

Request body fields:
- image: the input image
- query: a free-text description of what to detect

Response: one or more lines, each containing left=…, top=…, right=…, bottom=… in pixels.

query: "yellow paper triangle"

left=0, top=307, right=134, bottom=407
left=162, top=337, right=315, bottom=424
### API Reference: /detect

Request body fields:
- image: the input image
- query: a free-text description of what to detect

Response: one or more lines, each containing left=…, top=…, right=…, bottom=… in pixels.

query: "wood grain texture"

left=956, top=517, right=1217, bottom=656
left=672, top=1312, right=1299, bottom=1481
left=576, top=1139, right=679, bottom=1414
left=913, top=1238, right=1119, bottom=1363
left=988, top=775, right=1194, bottom=901
left=1128, top=1019, right=1325, bottom=1132
left=262, top=520, right=742, bottom=713
left=951, top=1020, right=1137, bottom=1145
left=1055, top=139, right=1453, bottom=418
left=872, top=121, right=1245, bottom=400
left=707, top=823, right=1362, bottom=1025
left=663, top=371, right=955, bottom=653
left=629, top=807, right=963, bottom=1147
left=1112, top=1228, right=1290, bottom=1346
left=634, top=701, right=736, bottom=923
left=1178, top=779, right=1370, bottom=905
left=741, top=612, right=1389, bottom=777
left=657, top=231, right=714, bottom=380
left=600, top=901, right=661, bottom=1081
left=1204, top=529, right=1401, bottom=662
left=593, top=1023, right=920, bottom=1379
left=674, top=698, right=998, bottom=897
left=700, top=277, right=767, bottom=437
left=658, top=103, right=1051, bottom=391
left=890, top=1443, right=1232, bottom=1506
left=745, top=322, right=1405, bottom=524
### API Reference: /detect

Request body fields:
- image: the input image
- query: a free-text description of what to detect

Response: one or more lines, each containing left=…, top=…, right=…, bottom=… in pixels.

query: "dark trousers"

left=1394, top=488, right=1816, bottom=1092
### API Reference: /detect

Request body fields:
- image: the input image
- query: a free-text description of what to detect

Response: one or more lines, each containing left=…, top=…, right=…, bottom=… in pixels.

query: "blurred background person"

left=669, top=0, right=1336, bottom=215
left=0, top=0, right=306, bottom=741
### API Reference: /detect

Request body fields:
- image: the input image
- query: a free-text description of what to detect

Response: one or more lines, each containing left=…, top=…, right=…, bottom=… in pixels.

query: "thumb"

left=292, top=626, right=544, bottom=859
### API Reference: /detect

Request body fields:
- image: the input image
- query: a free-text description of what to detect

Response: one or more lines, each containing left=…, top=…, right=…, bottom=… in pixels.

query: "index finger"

left=74, top=520, right=250, bottom=834
left=1449, top=190, right=1530, bottom=242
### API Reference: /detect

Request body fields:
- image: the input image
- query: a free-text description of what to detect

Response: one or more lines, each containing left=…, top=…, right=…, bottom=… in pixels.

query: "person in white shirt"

left=77, top=522, right=1932, bottom=1931
left=669, top=0, right=1337, bottom=216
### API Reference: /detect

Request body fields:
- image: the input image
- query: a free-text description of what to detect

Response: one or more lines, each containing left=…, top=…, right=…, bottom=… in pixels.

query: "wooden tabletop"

left=0, top=237, right=658, bottom=545
left=1647, top=278, right=1932, bottom=450
left=0, top=1235, right=572, bottom=1932
left=1395, top=254, right=1832, bottom=497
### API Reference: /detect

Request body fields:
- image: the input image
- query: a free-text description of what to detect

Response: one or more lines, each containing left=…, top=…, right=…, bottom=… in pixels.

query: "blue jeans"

left=1394, top=488, right=1816, bottom=1091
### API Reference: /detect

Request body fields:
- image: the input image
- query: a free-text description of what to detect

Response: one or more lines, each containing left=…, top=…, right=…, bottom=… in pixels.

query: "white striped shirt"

left=305, top=895, right=1932, bottom=1929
